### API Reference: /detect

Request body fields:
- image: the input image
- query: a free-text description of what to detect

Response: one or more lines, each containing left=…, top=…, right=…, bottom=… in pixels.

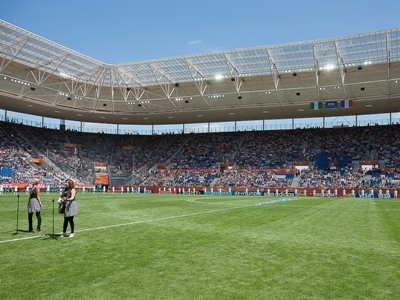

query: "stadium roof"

left=1, top=19, right=400, bottom=125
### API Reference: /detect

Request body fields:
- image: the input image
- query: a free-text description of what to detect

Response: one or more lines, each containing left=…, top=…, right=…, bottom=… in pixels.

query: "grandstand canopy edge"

left=1, top=20, right=400, bottom=126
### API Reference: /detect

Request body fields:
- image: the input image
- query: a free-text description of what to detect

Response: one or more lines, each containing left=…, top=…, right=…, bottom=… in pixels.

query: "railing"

left=1, top=113, right=399, bottom=135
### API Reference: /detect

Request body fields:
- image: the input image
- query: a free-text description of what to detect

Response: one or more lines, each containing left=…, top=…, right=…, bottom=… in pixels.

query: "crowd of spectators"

left=169, top=132, right=241, bottom=169
left=297, top=167, right=400, bottom=190
left=214, top=169, right=293, bottom=188
left=370, top=125, right=400, bottom=167
left=2, top=120, right=400, bottom=189
left=0, top=122, right=68, bottom=187
left=141, top=169, right=220, bottom=187
left=235, top=129, right=304, bottom=168
left=297, top=167, right=362, bottom=189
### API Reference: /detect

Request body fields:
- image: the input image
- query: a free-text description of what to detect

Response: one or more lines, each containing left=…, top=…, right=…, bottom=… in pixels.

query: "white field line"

left=1, top=197, right=384, bottom=244
left=0, top=200, right=252, bottom=244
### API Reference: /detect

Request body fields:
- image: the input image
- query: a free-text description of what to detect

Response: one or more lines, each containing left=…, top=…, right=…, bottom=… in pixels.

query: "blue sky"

left=1, top=0, right=400, bottom=133
left=2, top=0, right=399, bottom=64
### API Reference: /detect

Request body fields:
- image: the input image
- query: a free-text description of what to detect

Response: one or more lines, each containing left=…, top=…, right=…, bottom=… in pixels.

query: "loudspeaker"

left=238, top=96, right=242, bottom=100
left=358, top=65, right=362, bottom=70
left=175, top=83, right=179, bottom=87
left=361, top=87, right=365, bottom=91
left=67, top=97, right=71, bottom=100
left=30, top=87, right=36, bottom=91
left=185, top=100, right=189, bottom=103
left=103, top=103, right=107, bottom=106
left=296, top=92, right=300, bottom=96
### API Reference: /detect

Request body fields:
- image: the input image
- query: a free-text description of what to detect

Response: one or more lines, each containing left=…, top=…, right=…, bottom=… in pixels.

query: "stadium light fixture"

left=325, top=64, right=335, bottom=71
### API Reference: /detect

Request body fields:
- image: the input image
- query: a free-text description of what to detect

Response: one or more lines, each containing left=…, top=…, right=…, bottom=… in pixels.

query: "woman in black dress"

left=27, top=178, right=42, bottom=233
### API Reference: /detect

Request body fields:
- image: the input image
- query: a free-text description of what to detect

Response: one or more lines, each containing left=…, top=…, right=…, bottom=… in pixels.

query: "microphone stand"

left=13, top=184, right=28, bottom=235
left=44, top=193, right=58, bottom=240
left=41, top=198, right=53, bottom=214
left=13, top=194, right=20, bottom=235
left=13, top=185, right=30, bottom=235
left=51, top=197, right=55, bottom=238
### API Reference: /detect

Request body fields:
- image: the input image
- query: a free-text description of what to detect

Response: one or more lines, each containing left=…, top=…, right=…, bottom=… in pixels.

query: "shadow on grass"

left=9, top=230, right=62, bottom=241
left=42, top=232, right=65, bottom=241
left=12, top=229, right=33, bottom=236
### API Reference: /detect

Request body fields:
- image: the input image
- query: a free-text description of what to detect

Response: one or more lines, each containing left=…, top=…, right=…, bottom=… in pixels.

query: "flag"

left=340, top=99, right=353, bottom=108
left=325, top=101, right=338, bottom=109
left=310, top=101, right=322, bottom=110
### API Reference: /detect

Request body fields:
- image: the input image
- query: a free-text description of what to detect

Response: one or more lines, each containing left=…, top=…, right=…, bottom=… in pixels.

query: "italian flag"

left=310, top=101, right=322, bottom=110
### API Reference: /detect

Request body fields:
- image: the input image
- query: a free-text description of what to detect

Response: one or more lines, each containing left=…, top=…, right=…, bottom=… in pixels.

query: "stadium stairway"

left=165, top=135, right=191, bottom=166
left=363, top=174, right=372, bottom=183
left=10, top=123, right=80, bottom=183
left=229, top=134, right=247, bottom=161
left=291, top=176, right=301, bottom=188
left=379, top=160, right=385, bottom=168
left=0, top=124, right=39, bottom=170
left=352, top=160, right=360, bottom=172
left=210, top=177, right=220, bottom=187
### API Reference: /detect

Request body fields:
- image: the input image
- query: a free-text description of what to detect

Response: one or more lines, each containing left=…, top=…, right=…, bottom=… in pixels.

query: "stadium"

left=1, top=18, right=400, bottom=299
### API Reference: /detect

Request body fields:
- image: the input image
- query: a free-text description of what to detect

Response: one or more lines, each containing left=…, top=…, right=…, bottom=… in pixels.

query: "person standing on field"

left=58, top=179, right=78, bottom=238
left=27, top=178, right=42, bottom=233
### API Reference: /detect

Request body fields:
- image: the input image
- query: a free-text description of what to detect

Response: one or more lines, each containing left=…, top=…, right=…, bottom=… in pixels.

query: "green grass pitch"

left=1, top=192, right=400, bottom=299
